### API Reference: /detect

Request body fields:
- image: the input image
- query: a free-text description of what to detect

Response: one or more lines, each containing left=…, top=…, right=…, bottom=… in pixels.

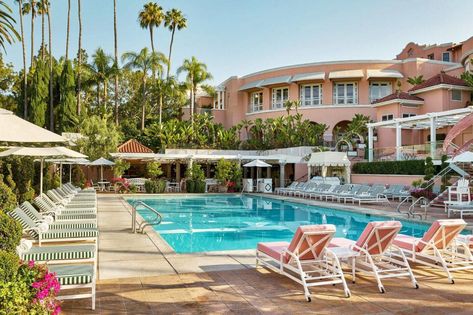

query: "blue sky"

left=4, top=0, right=473, bottom=84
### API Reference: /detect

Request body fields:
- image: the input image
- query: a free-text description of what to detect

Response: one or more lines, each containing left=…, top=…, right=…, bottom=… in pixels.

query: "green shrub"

left=352, top=160, right=425, bottom=175
left=185, top=163, right=205, bottom=181
left=186, top=180, right=195, bottom=193
left=146, top=161, right=163, bottom=180
left=1, top=157, right=35, bottom=203
left=114, top=159, right=131, bottom=178
left=0, top=250, right=20, bottom=283
left=72, top=165, right=86, bottom=188
left=0, top=175, right=17, bottom=213
left=144, top=179, right=166, bottom=193
left=0, top=212, right=22, bottom=252
left=0, top=279, right=31, bottom=315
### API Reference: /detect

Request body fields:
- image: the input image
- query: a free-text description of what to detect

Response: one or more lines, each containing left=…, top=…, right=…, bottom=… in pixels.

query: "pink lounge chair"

left=256, top=225, right=350, bottom=302
left=330, top=221, right=417, bottom=293
left=393, top=219, right=473, bottom=283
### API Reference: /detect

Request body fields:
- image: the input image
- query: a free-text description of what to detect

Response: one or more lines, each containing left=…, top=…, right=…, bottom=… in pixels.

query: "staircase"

left=429, top=163, right=473, bottom=208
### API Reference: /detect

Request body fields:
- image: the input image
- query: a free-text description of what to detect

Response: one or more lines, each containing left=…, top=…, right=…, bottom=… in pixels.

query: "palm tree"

left=15, top=0, right=28, bottom=118
left=240, top=119, right=253, bottom=140
left=407, top=75, right=425, bottom=86
left=177, top=57, right=212, bottom=122
left=121, top=47, right=167, bottom=130
left=22, top=0, right=36, bottom=65
left=77, top=0, right=82, bottom=115
left=36, top=0, right=47, bottom=60
left=45, top=0, right=53, bottom=130
left=113, top=0, right=119, bottom=125
left=85, top=48, right=116, bottom=109
left=138, top=2, right=164, bottom=53
left=164, top=9, right=187, bottom=78
left=65, top=0, right=70, bottom=60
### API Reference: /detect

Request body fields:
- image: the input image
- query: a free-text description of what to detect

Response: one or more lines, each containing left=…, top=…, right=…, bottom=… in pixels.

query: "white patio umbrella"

left=89, top=157, right=115, bottom=181
left=0, top=147, right=87, bottom=194
left=243, top=160, right=271, bottom=191
left=0, top=108, right=66, bottom=144
left=45, top=158, right=90, bottom=186
left=446, top=151, right=473, bottom=163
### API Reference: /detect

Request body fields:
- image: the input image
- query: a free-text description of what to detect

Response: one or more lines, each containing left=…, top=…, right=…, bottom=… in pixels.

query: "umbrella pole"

left=60, top=162, right=63, bottom=187
left=40, top=158, right=44, bottom=195
left=69, top=165, right=72, bottom=183
left=101, top=166, right=103, bottom=181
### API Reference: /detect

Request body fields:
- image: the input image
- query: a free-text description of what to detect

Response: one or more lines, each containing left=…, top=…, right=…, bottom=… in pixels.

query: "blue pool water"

left=126, top=195, right=443, bottom=253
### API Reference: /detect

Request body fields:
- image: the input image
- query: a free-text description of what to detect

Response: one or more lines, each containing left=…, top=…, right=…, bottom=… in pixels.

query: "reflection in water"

left=127, top=195, right=432, bottom=253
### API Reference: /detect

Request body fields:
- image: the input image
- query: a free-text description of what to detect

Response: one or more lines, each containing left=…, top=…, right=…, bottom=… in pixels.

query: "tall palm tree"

left=15, top=0, right=28, bottom=118
left=36, top=0, right=47, bottom=59
left=77, top=0, right=82, bottom=115
left=177, top=57, right=212, bottom=122
left=113, top=0, right=119, bottom=125
left=65, top=0, right=70, bottom=60
left=121, top=47, right=167, bottom=130
left=85, top=48, right=116, bottom=109
left=22, top=0, right=36, bottom=65
left=45, top=0, right=53, bottom=130
left=138, top=2, right=163, bottom=53
left=407, top=75, right=425, bottom=86
left=164, top=8, right=186, bottom=79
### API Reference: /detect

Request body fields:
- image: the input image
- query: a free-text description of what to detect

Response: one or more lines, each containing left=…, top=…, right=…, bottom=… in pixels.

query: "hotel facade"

left=206, top=37, right=473, bottom=160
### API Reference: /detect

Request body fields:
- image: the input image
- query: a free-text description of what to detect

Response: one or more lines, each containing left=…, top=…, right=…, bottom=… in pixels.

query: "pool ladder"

left=130, top=200, right=163, bottom=233
left=396, top=196, right=429, bottom=220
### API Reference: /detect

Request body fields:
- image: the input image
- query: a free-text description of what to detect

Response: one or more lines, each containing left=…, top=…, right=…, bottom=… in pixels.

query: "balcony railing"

left=370, top=142, right=448, bottom=161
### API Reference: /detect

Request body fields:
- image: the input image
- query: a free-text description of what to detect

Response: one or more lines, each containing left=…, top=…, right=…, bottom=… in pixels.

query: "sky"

left=4, top=0, right=473, bottom=85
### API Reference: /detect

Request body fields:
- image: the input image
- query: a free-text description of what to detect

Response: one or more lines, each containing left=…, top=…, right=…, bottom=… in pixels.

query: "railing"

left=408, top=197, right=429, bottom=220
left=130, top=200, right=163, bottom=234
left=371, top=142, right=449, bottom=161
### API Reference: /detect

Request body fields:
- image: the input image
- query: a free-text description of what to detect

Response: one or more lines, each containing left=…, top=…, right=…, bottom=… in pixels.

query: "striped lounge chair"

left=10, top=208, right=98, bottom=246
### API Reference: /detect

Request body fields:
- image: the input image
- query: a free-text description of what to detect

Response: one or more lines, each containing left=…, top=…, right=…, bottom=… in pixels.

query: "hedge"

left=352, top=160, right=425, bottom=175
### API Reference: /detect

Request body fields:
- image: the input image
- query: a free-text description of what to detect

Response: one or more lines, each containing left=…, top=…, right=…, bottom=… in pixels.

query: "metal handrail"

left=130, top=200, right=163, bottom=233
left=408, top=196, right=429, bottom=220
left=396, top=196, right=412, bottom=215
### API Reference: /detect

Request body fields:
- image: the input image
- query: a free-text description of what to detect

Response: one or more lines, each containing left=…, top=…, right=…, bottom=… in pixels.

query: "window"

left=427, top=53, right=434, bottom=60
left=381, top=114, right=394, bottom=121
left=402, top=113, right=416, bottom=118
left=451, top=89, right=462, bottom=101
left=300, top=84, right=322, bottom=106
left=249, top=92, right=263, bottom=112
left=369, top=82, right=392, bottom=103
left=271, top=87, right=289, bottom=109
left=333, top=82, right=357, bottom=104
left=442, top=52, right=451, bottom=62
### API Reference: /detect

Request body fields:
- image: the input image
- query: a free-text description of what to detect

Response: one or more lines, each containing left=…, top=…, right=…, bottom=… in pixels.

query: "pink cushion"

left=393, top=234, right=418, bottom=251
left=329, top=238, right=355, bottom=248
left=257, top=242, right=290, bottom=262
left=419, top=219, right=466, bottom=251
left=355, top=221, right=401, bottom=255
left=287, top=225, right=336, bottom=261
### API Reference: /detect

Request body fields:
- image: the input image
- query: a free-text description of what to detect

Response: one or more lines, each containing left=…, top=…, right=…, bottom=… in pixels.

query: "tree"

left=121, top=47, right=167, bottom=130
left=22, top=0, right=36, bottom=65
left=29, top=60, right=49, bottom=127
left=76, top=115, right=121, bottom=161
left=44, top=0, right=53, bottom=130
left=0, top=1, right=19, bottom=53
left=164, top=9, right=187, bottom=79
left=138, top=2, right=164, bottom=53
left=15, top=0, right=28, bottom=119
left=76, top=0, right=82, bottom=115
left=36, top=0, right=48, bottom=60
left=177, top=56, right=212, bottom=122
left=65, top=0, right=70, bottom=60
left=0, top=55, right=18, bottom=112
left=58, top=59, right=77, bottom=132
left=85, top=48, right=116, bottom=110
left=113, top=0, right=119, bottom=125
left=407, top=75, right=425, bottom=86
left=461, top=66, right=473, bottom=88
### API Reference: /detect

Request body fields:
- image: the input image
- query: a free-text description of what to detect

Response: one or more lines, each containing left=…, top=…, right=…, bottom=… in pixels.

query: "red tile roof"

left=373, top=91, right=423, bottom=104
left=117, top=139, right=153, bottom=153
left=409, top=72, right=468, bottom=92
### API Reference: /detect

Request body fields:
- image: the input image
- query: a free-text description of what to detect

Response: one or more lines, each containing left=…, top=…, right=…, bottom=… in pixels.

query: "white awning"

left=291, top=72, right=325, bottom=82
left=238, top=80, right=264, bottom=91
left=0, top=146, right=86, bottom=158
left=307, top=152, right=350, bottom=167
left=328, top=70, right=364, bottom=80
left=259, top=75, right=292, bottom=87
left=366, top=69, right=404, bottom=79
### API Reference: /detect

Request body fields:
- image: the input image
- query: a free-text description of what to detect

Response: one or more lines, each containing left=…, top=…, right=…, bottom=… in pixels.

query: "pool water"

left=126, top=195, right=442, bottom=253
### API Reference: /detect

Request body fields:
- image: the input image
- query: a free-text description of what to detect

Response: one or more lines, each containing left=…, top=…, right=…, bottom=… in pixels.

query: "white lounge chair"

left=256, top=224, right=350, bottom=301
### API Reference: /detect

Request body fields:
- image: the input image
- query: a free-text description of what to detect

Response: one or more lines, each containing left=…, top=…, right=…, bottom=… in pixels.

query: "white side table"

left=329, top=246, right=360, bottom=282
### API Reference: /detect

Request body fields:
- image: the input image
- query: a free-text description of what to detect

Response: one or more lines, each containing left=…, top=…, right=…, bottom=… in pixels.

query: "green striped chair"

left=48, top=264, right=96, bottom=310
left=37, top=193, right=96, bottom=212
left=63, top=183, right=96, bottom=196
left=55, top=187, right=97, bottom=202
left=20, top=202, right=97, bottom=230
left=65, top=183, right=96, bottom=194
left=34, top=197, right=97, bottom=223
left=10, top=208, right=98, bottom=246
left=47, top=190, right=97, bottom=209
left=19, top=242, right=96, bottom=265
left=35, top=196, right=97, bottom=215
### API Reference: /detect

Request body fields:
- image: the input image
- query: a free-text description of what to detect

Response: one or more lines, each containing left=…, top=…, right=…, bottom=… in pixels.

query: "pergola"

left=367, top=106, right=473, bottom=161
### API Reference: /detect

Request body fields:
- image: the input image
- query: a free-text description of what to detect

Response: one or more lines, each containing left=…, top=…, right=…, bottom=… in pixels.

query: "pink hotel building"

left=206, top=37, right=473, bottom=161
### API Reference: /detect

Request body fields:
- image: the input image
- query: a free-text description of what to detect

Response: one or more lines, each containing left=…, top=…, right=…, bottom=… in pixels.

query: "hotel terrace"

left=199, top=37, right=473, bottom=161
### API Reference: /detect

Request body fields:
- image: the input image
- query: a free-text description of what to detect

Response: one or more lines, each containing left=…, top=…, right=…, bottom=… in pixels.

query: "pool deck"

left=63, top=193, right=473, bottom=314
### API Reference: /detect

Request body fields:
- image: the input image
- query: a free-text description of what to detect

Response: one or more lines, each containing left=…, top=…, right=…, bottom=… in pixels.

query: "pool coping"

left=120, top=192, right=473, bottom=258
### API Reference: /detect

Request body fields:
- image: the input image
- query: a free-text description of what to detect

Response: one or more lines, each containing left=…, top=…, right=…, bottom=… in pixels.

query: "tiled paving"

left=62, top=194, right=473, bottom=314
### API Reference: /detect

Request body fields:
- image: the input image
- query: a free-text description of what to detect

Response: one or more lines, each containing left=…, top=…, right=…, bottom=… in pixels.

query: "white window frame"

left=333, top=82, right=358, bottom=105
left=369, top=81, right=392, bottom=103
left=442, top=52, right=451, bottom=62
left=249, top=91, right=263, bottom=112
left=300, top=84, right=322, bottom=106
left=271, top=87, right=289, bottom=109
left=451, top=89, right=462, bottom=102
left=381, top=114, right=394, bottom=121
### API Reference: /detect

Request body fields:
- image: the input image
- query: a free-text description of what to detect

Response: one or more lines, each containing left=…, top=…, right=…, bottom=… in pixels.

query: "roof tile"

left=117, top=139, right=153, bottom=153
left=409, top=72, right=468, bottom=92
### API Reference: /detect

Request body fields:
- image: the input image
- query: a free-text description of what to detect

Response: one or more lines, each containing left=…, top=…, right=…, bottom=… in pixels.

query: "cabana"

left=307, top=152, right=351, bottom=184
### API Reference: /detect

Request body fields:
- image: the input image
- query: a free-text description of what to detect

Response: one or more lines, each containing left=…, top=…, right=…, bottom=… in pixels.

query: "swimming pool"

left=126, top=195, right=442, bottom=253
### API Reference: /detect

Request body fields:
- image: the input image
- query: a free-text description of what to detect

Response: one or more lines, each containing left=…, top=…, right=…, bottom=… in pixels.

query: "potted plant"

left=410, top=188, right=437, bottom=202
left=215, top=159, right=233, bottom=192
left=185, top=164, right=205, bottom=193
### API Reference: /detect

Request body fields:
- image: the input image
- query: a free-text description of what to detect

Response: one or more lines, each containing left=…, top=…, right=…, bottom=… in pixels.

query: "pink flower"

left=28, top=260, right=35, bottom=268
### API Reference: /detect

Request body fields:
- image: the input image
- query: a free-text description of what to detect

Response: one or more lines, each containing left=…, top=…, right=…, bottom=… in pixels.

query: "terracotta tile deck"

left=62, top=194, right=473, bottom=314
